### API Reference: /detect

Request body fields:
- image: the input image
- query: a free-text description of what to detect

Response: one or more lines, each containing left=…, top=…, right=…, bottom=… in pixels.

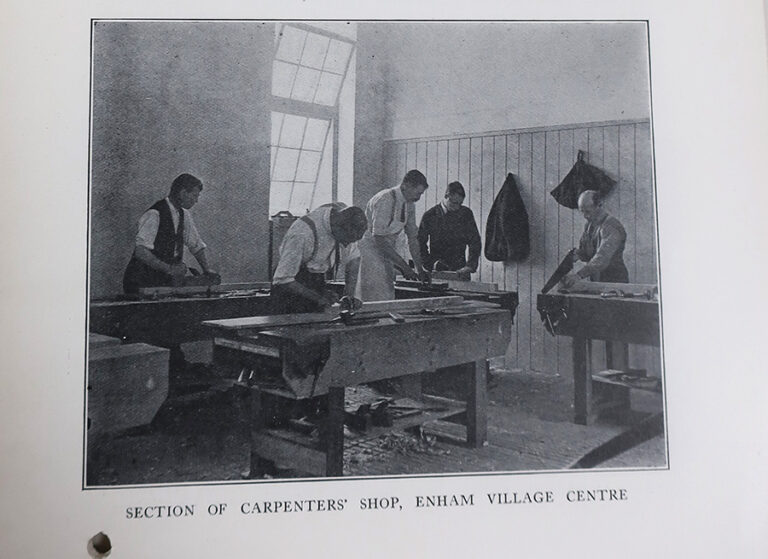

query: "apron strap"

left=299, top=215, right=319, bottom=261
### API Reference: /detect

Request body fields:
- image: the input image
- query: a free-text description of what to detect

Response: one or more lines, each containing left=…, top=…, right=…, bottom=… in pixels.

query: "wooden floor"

left=86, top=368, right=666, bottom=486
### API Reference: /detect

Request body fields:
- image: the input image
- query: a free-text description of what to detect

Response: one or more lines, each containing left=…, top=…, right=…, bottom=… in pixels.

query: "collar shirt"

left=365, top=185, right=417, bottom=239
left=273, top=204, right=357, bottom=285
left=135, top=197, right=206, bottom=255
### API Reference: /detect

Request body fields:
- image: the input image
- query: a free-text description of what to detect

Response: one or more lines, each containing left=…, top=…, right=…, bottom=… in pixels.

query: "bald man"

left=562, top=189, right=629, bottom=375
left=562, top=190, right=628, bottom=288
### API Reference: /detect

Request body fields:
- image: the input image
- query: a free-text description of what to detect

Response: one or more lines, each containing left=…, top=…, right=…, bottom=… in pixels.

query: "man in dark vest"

left=123, top=173, right=216, bottom=294
left=417, top=181, right=481, bottom=280
left=271, top=202, right=367, bottom=314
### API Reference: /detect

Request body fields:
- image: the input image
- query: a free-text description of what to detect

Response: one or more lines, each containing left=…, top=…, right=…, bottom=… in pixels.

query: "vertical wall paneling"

left=517, top=133, right=534, bottom=372
left=458, top=139, right=471, bottom=209
left=437, top=140, right=449, bottom=218
left=572, top=127, right=590, bottom=243
left=415, top=142, right=427, bottom=219
left=492, top=136, right=507, bottom=288
left=469, top=138, right=483, bottom=280
left=530, top=132, right=547, bottom=372
left=384, top=120, right=657, bottom=375
left=427, top=141, right=439, bottom=218
left=481, top=137, right=495, bottom=283
left=618, top=124, right=637, bottom=282
left=557, top=129, right=575, bottom=378
left=544, top=130, right=561, bottom=373
left=504, top=134, right=520, bottom=367
left=448, top=140, right=460, bottom=186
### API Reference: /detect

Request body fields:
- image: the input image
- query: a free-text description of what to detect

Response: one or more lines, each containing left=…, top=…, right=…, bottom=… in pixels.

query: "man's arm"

left=343, top=256, right=360, bottom=297
left=134, top=246, right=187, bottom=281
left=373, top=235, right=418, bottom=280
left=417, top=211, right=433, bottom=271
left=404, top=204, right=429, bottom=281
left=464, top=209, right=482, bottom=273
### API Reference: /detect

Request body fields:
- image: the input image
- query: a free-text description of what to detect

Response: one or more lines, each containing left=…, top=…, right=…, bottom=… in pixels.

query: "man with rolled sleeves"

left=123, top=173, right=217, bottom=294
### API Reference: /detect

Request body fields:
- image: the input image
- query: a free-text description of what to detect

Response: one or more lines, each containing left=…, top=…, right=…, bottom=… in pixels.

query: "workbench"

left=537, top=282, right=661, bottom=425
left=204, top=297, right=511, bottom=477
left=88, top=283, right=273, bottom=347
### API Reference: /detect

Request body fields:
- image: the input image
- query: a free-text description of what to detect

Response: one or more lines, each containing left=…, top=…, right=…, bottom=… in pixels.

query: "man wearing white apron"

left=356, top=170, right=430, bottom=302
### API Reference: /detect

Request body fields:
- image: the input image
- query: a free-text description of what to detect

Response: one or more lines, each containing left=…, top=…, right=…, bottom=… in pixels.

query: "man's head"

left=400, top=169, right=429, bottom=202
left=577, top=190, right=605, bottom=223
left=330, top=206, right=368, bottom=247
left=169, top=173, right=203, bottom=209
left=443, top=181, right=466, bottom=212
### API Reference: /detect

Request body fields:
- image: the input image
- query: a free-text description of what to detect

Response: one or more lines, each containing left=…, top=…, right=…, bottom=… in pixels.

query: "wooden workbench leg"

left=325, top=387, right=345, bottom=477
left=466, top=359, right=488, bottom=448
left=573, top=336, right=591, bottom=425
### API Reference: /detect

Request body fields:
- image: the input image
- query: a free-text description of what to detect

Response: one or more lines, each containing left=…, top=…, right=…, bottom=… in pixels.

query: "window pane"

left=272, top=147, right=300, bottom=181
left=324, top=40, right=352, bottom=74
left=303, top=118, right=329, bottom=151
left=270, top=112, right=284, bottom=146
left=291, top=66, right=321, bottom=102
left=272, top=61, right=298, bottom=98
left=278, top=114, right=307, bottom=149
left=269, top=181, right=293, bottom=214
left=295, top=150, right=321, bottom=182
left=300, top=33, right=330, bottom=70
left=275, top=25, right=306, bottom=64
left=289, top=182, right=315, bottom=215
left=314, top=72, right=342, bottom=106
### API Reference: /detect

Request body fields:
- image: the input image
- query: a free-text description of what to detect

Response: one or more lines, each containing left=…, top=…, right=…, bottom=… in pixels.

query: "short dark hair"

left=402, top=169, right=428, bottom=189
left=170, top=173, right=203, bottom=197
left=445, top=181, right=465, bottom=198
left=337, top=206, right=368, bottom=236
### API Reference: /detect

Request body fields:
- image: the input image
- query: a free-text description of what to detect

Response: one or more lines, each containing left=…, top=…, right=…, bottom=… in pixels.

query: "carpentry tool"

left=541, top=248, right=576, bottom=294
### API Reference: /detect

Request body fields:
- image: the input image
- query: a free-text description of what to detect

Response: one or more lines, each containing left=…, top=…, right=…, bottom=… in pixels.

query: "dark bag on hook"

left=484, top=173, right=530, bottom=262
left=550, top=150, right=616, bottom=209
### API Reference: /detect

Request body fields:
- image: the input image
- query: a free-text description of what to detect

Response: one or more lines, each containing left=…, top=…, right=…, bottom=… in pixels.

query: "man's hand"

left=169, top=262, right=188, bottom=286
left=560, top=272, right=580, bottom=289
left=418, top=268, right=431, bottom=284
left=455, top=266, right=473, bottom=280
left=401, top=266, right=419, bottom=281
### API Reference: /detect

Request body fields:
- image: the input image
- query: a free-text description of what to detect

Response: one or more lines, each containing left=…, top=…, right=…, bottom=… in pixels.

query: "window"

left=269, top=23, right=355, bottom=215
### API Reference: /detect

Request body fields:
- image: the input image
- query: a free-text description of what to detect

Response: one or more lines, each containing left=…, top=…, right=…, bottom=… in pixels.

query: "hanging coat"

left=549, top=150, right=616, bottom=209
left=484, top=173, right=530, bottom=262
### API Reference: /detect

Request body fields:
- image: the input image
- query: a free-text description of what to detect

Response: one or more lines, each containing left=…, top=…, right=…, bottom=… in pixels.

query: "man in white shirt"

left=271, top=203, right=367, bottom=314
left=122, top=173, right=216, bottom=294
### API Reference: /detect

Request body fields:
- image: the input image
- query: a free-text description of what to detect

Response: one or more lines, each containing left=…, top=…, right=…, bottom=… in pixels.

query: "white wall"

left=381, top=22, right=651, bottom=140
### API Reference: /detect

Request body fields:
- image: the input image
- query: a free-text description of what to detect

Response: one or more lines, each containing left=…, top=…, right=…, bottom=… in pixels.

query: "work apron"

left=356, top=190, right=406, bottom=302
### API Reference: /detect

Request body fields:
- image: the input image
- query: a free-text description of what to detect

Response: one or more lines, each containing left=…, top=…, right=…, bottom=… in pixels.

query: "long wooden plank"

left=203, top=296, right=467, bottom=331
left=137, top=282, right=271, bottom=298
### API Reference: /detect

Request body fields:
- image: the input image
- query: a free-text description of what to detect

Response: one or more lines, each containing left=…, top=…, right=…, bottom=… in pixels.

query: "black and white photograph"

left=86, top=19, right=665, bottom=485
left=2, top=1, right=768, bottom=557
